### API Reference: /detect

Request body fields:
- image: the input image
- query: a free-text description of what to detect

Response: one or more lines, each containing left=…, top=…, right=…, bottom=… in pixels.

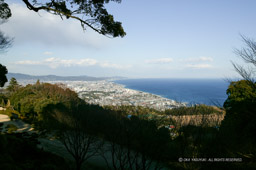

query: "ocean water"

left=114, top=78, right=230, bottom=106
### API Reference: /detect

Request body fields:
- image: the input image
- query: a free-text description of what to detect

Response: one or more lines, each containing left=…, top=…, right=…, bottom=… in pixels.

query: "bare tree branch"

left=232, top=35, right=256, bottom=83
left=57, top=111, right=102, bottom=170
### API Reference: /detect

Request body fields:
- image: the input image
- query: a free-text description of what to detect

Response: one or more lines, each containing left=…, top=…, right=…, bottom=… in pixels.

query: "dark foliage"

left=99, top=113, right=171, bottom=170
left=165, top=104, right=223, bottom=116
left=4, top=79, right=256, bottom=169
left=0, top=0, right=11, bottom=20
left=0, top=0, right=12, bottom=52
left=0, top=1, right=12, bottom=88
left=0, top=133, right=69, bottom=170
left=220, top=80, right=256, bottom=162
left=0, top=63, right=7, bottom=87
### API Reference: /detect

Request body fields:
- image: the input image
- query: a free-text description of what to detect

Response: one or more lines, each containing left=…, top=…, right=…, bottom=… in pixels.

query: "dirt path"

left=0, top=114, right=10, bottom=123
left=0, top=114, right=33, bottom=132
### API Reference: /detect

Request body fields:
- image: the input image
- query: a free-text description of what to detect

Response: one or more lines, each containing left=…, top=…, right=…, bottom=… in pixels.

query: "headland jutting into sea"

left=18, top=80, right=186, bottom=111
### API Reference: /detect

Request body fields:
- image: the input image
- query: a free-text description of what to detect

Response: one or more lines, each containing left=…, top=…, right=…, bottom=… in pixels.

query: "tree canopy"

left=0, top=0, right=11, bottom=20
left=0, top=64, right=7, bottom=87
left=22, top=0, right=126, bottom=38
left=0, top=0, right=12, bottom=52
left=0, top=1, right=12, bottom=87
left=219, top=36, right=256, bottom=160
left=7, top=77, right=20, bottom=92
left=224, top=80, right=256, bottom=110
left=10, top=82, right=84, bottom=123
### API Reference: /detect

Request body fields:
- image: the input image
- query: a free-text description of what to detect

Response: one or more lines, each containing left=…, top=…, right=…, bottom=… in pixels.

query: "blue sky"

left=1, top=0, right=256, bottom=78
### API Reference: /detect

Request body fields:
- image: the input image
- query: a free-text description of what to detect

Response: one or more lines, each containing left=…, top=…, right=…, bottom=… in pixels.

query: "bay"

left=114, top=78, right=230, bottom=106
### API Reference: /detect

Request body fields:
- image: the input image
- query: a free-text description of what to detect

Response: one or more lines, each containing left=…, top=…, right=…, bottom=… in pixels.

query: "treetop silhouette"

left=22, top=0, right=126, bottom=38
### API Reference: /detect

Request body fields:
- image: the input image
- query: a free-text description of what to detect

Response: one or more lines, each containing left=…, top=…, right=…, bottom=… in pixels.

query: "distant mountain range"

left=7, top=73, right=126, bottom=81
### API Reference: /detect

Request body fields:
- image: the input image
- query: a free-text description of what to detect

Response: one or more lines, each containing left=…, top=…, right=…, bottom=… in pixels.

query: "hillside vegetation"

left=0, top=79, right=255, bottom=169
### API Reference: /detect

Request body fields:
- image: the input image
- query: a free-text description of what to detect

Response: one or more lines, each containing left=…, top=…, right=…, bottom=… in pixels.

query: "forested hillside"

left=0, top=79, right=255, bottom=169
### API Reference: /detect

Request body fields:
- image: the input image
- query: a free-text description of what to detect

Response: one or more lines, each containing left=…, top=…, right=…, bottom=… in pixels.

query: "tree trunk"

left=75, top=158, right=83, bottom=170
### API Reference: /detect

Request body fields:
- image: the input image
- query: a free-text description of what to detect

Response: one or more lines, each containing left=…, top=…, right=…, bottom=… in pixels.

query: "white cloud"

left=16, top=60, right=41, bottom=65
left=44, top=51, right=53, bottom=55
left=145, top=58, right=173, bottom=64
left=15, top=57, right=130, bottom=70
left=185, top=64, right=213, bottom=69
left=45, top=57, right=56, bottom=62
left=181, top=57, right=213, bottom=62
left=79, top=59, right=98, bottom=66
left=1, top=3, right=108, bottom=48
left=198, top=57, right=213, bottom=62
left=100, top=62, right=132, bottom=69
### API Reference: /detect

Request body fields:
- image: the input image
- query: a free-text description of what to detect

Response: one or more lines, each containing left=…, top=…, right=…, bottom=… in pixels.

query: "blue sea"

left=114, top=78, right=230, bottom=106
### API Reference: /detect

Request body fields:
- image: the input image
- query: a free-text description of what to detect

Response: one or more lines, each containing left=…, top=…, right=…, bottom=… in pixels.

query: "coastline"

left=112, top=81, right=187, bottom=105
left=64, top=80, right=186, bottom=110
left=13, top=79, right=186, bottom=110
left=113, top=78, right=229, bottom=106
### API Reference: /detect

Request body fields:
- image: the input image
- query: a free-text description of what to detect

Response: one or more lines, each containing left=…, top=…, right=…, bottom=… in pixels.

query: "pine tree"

left=7, top=77, right=20, bottom=92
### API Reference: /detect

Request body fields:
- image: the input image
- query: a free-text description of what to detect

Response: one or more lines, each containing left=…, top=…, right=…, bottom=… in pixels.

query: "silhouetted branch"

left=22, top=0, right=126, bottom=38
left=232, top=35, right=256, bottom=83
left=0, top=31, right=13, bottom=52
